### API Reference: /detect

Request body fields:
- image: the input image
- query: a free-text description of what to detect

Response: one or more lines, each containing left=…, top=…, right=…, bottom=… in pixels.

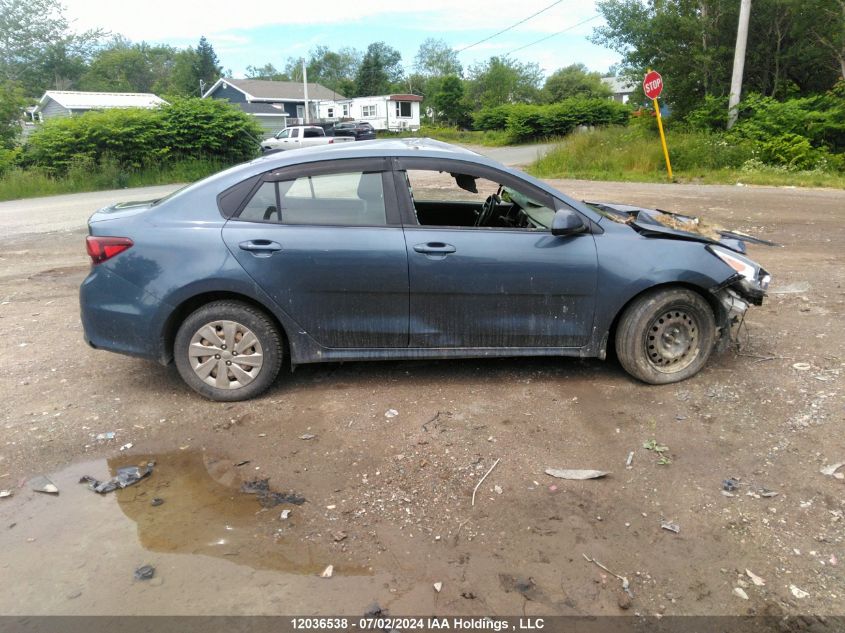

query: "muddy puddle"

left=0, top=450, right=380, bottom=615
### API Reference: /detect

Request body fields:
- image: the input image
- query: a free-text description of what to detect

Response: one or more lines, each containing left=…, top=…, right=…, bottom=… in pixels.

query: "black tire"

left=615, top=287, right=716, bottom=385
left=174, top=300, right=283, bottom=401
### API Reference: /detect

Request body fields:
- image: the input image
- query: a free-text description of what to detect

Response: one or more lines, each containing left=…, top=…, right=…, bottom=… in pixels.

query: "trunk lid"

left=88, top=199, right=157, bottom=225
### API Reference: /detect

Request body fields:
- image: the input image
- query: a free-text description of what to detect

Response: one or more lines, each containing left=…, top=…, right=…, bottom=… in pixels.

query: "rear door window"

left=238, top=172, right=386, bottom=226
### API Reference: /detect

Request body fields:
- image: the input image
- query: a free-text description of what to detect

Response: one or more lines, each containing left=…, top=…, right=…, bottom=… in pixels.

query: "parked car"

left=80, top=139, right=771, bottom=401
left=260, top=125, right=354, bottom=153
left=332, top=121, right=377, bottom=141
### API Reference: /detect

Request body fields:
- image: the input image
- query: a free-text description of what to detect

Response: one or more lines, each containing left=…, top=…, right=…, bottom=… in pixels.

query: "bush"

left=473, top=99, right=630, bottom=139
left=23, top=98, right=263, bottom=174
left=0, top=147, right=21, bottom=176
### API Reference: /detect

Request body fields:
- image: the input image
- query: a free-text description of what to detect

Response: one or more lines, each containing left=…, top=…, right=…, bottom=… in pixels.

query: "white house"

left=32, top=91, right=168, bottom=121
left=601, top=77, right=638, bottom=105
left=315, top=94, right=422, bottom=132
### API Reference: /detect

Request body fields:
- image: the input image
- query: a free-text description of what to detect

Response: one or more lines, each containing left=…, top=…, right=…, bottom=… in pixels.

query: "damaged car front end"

left=587, top=201, right=773, bottom=351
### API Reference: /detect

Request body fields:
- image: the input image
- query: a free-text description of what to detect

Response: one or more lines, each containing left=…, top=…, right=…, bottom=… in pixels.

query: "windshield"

left=501, top=187, right=555, bottom=228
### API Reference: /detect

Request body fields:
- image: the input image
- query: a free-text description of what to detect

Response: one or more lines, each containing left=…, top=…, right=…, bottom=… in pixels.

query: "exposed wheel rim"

left=188, top=320, right=264, bottom=390
left=645, top=308, right=700, bottom=372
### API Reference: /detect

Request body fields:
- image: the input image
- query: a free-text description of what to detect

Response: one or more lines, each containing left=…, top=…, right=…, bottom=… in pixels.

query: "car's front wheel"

left=174, top=301, right=282, bottom=401
left=615, top=287, right=716, bottom=384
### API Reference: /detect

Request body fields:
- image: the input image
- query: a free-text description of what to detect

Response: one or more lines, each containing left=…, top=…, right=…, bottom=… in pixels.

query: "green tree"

left=0, top=0, right=104, bottom=95
left=466, top=56, right=543, bottom=108
left=81, top=39, right=178, bottom=93
left=354, top=42, right=404, bottom=96
left=592, top=0, right=842, bottom=118
left=543, top=63, right=612, bottom=102
left=193, top=36, right=222, bottom=94
left=245, top=63, right=289, bottom=81
left=414, top=38, right=462, bottom=78
left=0, top=79, right=25, bottom=147
left=432, top=74, right=470, bottom=126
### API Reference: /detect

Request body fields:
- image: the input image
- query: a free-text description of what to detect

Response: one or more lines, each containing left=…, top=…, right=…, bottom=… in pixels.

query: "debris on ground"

left=499, top=574, right=543, bottom=601
left=660, top=521, right=680, bottom=534
left=643, top=439, right=672, bottom=465
left=789, top=584, right=809, bottom=599
left=95, top=432, right=115, bottom=441
left=0, top=490, right=12, bottom=498
left=299, top=433, right=316, bottom=440
left=625, top=452, right=634, bottom=468
left=471, top=458, right=500, bottom=506
left=363, top=603, right=386, bottom=617
left=494, top=485, right=503, bottom=494
left=384, top=409, right=399, bottom=419
left=461, top=591, right=476, bottom=600
left=134, top=564, right=155, bottom=580
left=30, top=475, right=59, bottom=495
left=150, top=497, right=164, bottom=507
left=332, top=530, right=347, bottom=542
left=820, top=462, right=845, bottom=478
left=234, top=460, right=250, bottom=467
left=792, top=362, right=812, bottom=371
left=733, top=587, right=749, bottom=600
left=617, top=590, right=632, bottom=610
left=433, top=582, right=442, bottom=593
left=119, top=443, right=133, bottom=451
left=545, top=468, right=609, bottom=480
left=745, top=569, right=765, bottom=586
left=582, top=554, right=633, bottom=599
left=319, top=565, right=333, bottom=578
left=280, top=509, right=291, bottom=520
left=723, top=478, right=740, bottom=492
left=80, top=462, right=154, bottom=494
left=240, top=478, right=306, bottom=507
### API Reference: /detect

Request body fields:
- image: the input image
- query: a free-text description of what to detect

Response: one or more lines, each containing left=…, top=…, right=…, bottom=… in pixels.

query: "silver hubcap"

left=646, top=309, right=698, bottom=371
left=188, top=320, right=263, bottom=390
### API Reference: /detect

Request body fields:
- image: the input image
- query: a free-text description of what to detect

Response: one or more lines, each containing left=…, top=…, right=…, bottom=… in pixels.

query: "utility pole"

left=727, top=0, right=752, bottom=129
left=302, top=59, right=309, bottom=124
left=199, top=79, right=206, bottom=98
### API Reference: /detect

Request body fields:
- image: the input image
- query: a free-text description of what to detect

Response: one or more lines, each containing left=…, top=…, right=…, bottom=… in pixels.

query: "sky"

left=60, top=0, right=621, bottom=79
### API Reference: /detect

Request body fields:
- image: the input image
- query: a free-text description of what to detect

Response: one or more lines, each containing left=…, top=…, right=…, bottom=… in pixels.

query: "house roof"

left=34, top=91, right=167, bottom=114
left=601, top=77, right=637, bottom=94
left=204, top=78, right=345, bottom=102
left=387, top=94, right=423, bottom=102
left=237, top=102, right=290, bottom=116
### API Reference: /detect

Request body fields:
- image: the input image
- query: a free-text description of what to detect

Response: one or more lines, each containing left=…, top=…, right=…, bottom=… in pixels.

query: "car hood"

left=586, top=201, right=777, bottom=254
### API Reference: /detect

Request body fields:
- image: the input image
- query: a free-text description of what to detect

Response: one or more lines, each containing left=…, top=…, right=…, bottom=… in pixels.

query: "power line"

left=456, top=0, right=565, bottom=53
left=504, top=14, right=601, bottom=56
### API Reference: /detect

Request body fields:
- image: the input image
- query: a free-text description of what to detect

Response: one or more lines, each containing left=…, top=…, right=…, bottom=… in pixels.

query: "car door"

left=394, top=157, right=598, bottom=349
left=222, top=157, right=409, bottom=348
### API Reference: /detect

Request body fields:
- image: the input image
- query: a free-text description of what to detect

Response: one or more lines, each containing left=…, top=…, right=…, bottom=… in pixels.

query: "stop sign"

left=643, top=71, right=663, bottom=100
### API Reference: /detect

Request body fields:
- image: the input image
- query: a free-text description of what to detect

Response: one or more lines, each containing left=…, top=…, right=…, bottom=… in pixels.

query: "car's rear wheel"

left=615, top=287, right=716, bottom=384
left=174, top=301, right=282, bottom=401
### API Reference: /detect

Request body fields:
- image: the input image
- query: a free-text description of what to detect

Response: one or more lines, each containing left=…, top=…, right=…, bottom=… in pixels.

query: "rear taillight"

left=328, top=139, right=334, bottom=144
left=86, top=236, right=133, bottom=265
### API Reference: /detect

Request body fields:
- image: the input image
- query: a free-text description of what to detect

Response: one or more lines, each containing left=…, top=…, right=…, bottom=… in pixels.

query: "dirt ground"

left=0, top=176, right=843, bottom=622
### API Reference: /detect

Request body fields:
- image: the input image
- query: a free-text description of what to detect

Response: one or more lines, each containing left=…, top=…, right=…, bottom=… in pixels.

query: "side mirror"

left=551, top=208, right=586, bottom=236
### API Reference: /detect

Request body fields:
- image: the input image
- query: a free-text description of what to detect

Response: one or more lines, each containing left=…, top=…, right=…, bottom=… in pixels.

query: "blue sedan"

left=80, top=139, right=771, bottom=401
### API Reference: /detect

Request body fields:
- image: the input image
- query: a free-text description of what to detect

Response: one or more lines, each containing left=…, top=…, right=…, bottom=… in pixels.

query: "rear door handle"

left=413, top=242, right=456, bottom=255
left=239, top=240, right=282, bottom=256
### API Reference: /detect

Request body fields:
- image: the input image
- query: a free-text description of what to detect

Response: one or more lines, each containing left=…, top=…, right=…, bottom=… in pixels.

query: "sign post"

left=643, top=70, right=673, bottom=180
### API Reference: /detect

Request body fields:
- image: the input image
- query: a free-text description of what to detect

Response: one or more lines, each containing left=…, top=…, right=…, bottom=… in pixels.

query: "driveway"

left=0, top=176, right=843, bottom=621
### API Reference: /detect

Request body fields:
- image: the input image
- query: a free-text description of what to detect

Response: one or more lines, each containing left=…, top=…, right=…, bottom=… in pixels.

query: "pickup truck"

left=261, top=125, right=354, bottom=153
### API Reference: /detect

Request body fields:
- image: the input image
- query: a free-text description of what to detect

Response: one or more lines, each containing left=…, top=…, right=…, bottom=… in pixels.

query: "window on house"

left=342, top=104, right=350, bottom=117
left=361, top=105, right=377, bottom=117
left=327, top=107, right=335, bottom=118
left=394, top=101, right=412, bottom=117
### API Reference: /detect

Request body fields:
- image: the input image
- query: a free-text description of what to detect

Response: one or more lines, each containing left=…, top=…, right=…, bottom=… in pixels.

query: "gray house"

left=601, top=77, right=638, bottom=104
left=202, top=78, right=345, bottom=134
left=32, top=91, right=167, bottom=121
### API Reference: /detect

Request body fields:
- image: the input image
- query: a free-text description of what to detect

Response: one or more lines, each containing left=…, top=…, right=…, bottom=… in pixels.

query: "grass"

left=0, top=158, right=227, bottom=202
left=528, top=124, right=845, bottom=188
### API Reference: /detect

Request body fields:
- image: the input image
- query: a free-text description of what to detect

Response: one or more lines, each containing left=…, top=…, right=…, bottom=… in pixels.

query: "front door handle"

left=413, top=242, right=456, bottom=255
left=239, top=240, right=282, bottom=256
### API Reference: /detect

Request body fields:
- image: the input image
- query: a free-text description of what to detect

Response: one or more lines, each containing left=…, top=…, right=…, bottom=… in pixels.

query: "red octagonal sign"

left=643, top=71, right=663, bottom=100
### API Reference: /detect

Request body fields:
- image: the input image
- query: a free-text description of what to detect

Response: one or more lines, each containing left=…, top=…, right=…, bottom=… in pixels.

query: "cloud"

left=63, top=0, right=600, bottom=41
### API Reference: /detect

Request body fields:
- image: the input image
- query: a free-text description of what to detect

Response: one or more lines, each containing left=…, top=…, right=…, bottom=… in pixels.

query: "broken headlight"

left=707, top=245, right=770, bottom=290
